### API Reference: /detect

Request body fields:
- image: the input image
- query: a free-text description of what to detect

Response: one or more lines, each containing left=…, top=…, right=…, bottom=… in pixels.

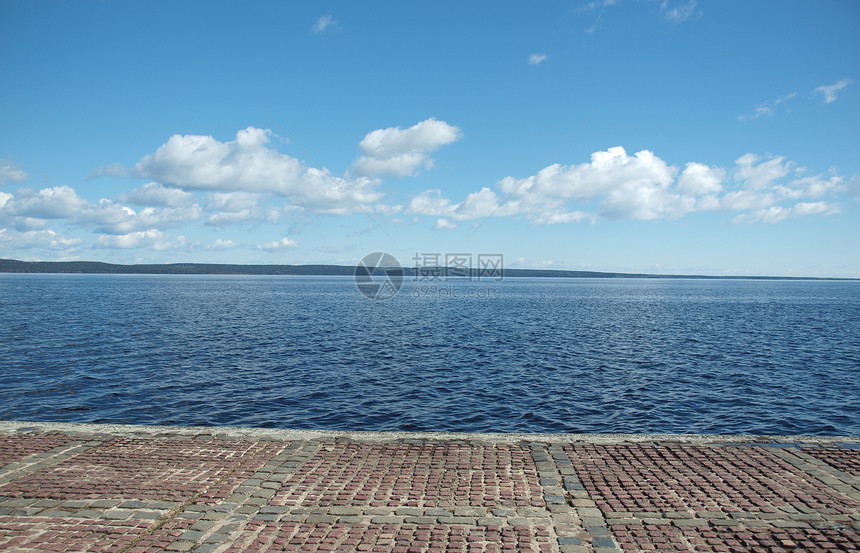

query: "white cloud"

left=0, top=161, right=29, bottom=185
left=258, top=237, right=298, bottom=251
left=136, top=127, right=301, bottom=192
left=206, top=210, right=255, bottom=227
left=661, top=0, right=697, bottom=23
left=311, top=14, right=337, bottom=34
left=433, top=218, right=457, bottom=231
left=87, top=162, right=128, bottom=179
left=676, top=162, right=725, bottom=195
left=408, top=189, right=454, bottom=217
left=584, top=0, right=694, bottom=32
left=0, top=187, right=199, bottom=235
left=580, top=0, right=617, bottom=34
left=529, top=53, right=548, bottom=65
left=408, top=146, right=845, bottom=227
left=94, top=229, right=186, bottom=250
left=349, top=118, right=462, bottom=178
left=205, top=191, right=260, bottom=212
left=777, top=174, right=842, bottom=199
left=203, top=193, right=288, bottom=228
left=136, top=127, right=383, bottom=211
left=5, top=186, right=87, bottom=219
left=794, top=201, right=836, bottom=216
left=814, top=79, right=851, bottom=103
left=0, top=229, right=81, bottom=250
left=733, top=153, right=790, bottom=189
left=79, top=200, right=202, bottom=235
left=120, top=182, right=195, bottom=207
left=209, top=238, right=236, bottom=250
left=738, top=92, right=796, bottom=122
left=733, top=201, right=838, bottom=224
left=496, top=147, right=684, bottom=221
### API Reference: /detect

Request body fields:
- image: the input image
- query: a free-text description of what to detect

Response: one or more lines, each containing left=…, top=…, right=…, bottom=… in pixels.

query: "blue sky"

left=1, top=1, right=858, bottom=276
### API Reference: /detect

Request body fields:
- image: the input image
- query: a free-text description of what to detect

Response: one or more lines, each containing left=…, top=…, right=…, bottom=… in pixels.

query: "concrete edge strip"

left=2, top=420, right=858, bottom=445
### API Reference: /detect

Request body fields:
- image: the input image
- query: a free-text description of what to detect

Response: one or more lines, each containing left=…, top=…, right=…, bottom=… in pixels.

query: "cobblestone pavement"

left=0, top=423, right=857, bottom=552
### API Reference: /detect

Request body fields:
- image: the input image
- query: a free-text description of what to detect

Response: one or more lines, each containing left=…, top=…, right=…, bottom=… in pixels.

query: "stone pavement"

left=0, top=422, right=858, bottom=552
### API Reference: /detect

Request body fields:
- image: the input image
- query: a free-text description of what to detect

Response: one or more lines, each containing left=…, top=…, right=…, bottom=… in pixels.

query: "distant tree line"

left=0, top=258, right=850, bottom=280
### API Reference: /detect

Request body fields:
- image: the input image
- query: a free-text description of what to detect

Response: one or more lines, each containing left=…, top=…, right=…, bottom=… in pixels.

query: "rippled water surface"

left=1, top=274, right=858, bottom=435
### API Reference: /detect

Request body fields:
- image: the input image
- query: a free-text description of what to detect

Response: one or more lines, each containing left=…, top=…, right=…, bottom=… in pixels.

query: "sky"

left=1, top=1, right=858, bottom=277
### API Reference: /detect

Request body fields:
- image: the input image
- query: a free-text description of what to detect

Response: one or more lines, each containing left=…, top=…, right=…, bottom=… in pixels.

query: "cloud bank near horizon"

left=0, top=120, right=852, bottom=257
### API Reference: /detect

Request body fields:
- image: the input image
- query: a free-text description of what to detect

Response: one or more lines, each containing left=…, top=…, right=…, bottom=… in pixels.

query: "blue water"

left=0, top=274, right=858, bottom=435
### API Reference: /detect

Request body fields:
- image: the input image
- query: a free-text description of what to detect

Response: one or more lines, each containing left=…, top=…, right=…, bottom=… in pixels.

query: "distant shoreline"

left=1, top=258, right=856, bottom=281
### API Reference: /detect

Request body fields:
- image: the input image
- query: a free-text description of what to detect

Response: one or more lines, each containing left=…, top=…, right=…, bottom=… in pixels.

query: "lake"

left=0, top=274, right=858, bottom=435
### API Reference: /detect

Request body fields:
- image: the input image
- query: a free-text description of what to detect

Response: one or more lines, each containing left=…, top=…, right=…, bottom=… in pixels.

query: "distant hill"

left=1, top=258, right=854, bottom=280
left=0, top=259, right=354, bottom=276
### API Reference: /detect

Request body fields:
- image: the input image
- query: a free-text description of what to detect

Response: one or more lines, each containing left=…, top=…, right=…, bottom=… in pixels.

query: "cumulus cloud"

left=205, top=191, right=260, bottom=212
left=528, top=54, right=548, bottom=65
left=433, top=218, right=457, bottom=231
left=94, top=229, right=186, bottom=250
left=676, top=162, right=725, bottom=195
left=120, top=182, right=195, bottom=207
left=4, top=186, right=87, bottom=219
left=135, top=126, right=383, bottom=211
left=0, top=161, right=29, bottom=185
left=258, top=237, right=298, bottom=251
left=814, top=79, right=851, bottom=103
left=733, top=153, right=790, bottom=189
left=80, top=202, right=203, bottom=235
left=311, top=14, right=337, bottom=34
left=0, top=184, right=202, bottom=237
left=495, top=147, right=684, bottom=221
left=209, top=238, right=236, bottom=250
left=349, top=118, right=462, bottom=178
left=205, top=208, right=280, bottom=228
left=732, top=201, right=838, bottom=224
left=0, top=229, right=81, bottom=250
left=407, top=146, right=846, bottom=227
left=202, top=191, right=283, bottom=228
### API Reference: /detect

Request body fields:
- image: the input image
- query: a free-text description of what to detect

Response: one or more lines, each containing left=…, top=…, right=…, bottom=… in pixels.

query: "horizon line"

left=1, top=258, right=857, bottom=281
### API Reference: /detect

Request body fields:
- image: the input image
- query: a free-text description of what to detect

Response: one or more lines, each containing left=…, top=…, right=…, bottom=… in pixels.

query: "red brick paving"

left=198, top=441, right=284, bottom=504
left=0, top=516, right=152, bottom=552
left=223, top=521, right=555, bottom=553
left=0, top=426, right=858, bottom=552
left=0, top=434, right=74, bottom=467
left=802, top=447, right=860, bottom=477
left=564, top=444, right=858, bottom=515
left=0, top=515, right=194, bottom=553
left=125, top=518, right=195, bottom=553
left=0, top=436, right=279, bottom=502
left=612, top=524, right=860, bottom=552
left=270, top=442, right=544, bottom=508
